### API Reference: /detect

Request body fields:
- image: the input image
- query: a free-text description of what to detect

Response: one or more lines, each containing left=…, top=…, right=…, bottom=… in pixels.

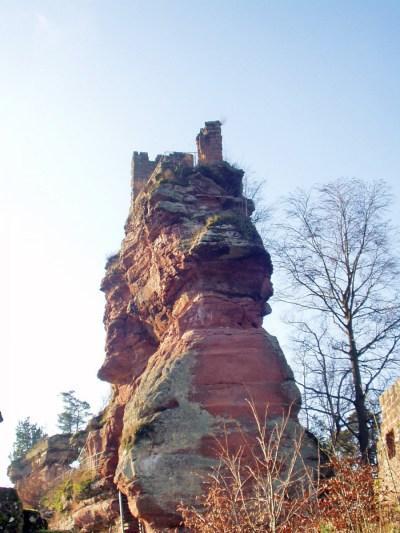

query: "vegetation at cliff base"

left=180, top=403, right=400, bottom=532
left=41, top=469, right=96, bottom=513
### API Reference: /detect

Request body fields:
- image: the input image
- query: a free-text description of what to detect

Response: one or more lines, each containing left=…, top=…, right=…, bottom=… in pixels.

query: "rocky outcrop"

left=0, top=488, right=23, bottom=533
left=94, top=122, right=320, bottom=531
left=6, top=418, right=138, bottom=532
left=0, top=488, right=47, bottom=532
left=7, top=418, right=139, bottom=532
left=59, top=406, right=139, bottom=532
left=7, top=432, right=86, bottom=510
left=9, top=123, right=319, bottom=532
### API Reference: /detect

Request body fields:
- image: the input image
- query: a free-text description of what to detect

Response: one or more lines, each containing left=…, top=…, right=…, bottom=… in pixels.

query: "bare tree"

left=244, top=176, right=270, bottom=240
left=269, top=178, right=400, bottom=461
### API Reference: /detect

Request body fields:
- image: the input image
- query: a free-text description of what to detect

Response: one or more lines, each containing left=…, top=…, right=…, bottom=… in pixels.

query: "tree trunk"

left=347, top=322, right=369, bottom=461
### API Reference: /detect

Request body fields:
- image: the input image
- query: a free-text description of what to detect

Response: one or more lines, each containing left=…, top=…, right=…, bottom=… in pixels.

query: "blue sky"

left=1, top=1, right=399, bottom=485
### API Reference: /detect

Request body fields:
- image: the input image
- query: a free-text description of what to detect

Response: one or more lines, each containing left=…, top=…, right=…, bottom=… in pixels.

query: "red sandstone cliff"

left=9, top=123, right=319, bottom=532
left=7, top=432, right=86, bottom=511
left=7, top=417, right=138, bottom=532
left=94, top=122, right=319, bottom=531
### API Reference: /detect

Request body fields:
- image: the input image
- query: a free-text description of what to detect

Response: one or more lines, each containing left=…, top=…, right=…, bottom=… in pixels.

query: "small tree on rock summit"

left=57, top=390, right=91, bottom=434
left=10, top=417, right=46, bottom=462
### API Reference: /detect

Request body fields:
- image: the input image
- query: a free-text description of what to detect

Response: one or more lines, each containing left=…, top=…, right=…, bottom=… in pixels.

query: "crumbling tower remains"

left=131, top=152, right=158, bottom=200
left=196, top=120, right=223, bottom=163
left=131, top=121, right=223, bottom=201
left=378, top=378, right=400, bottom=502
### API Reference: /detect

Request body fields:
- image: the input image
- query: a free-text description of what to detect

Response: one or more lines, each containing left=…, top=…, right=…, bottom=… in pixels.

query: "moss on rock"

left=197, top=162, right=244, bottom=196
left=41, top=469, right=96, bottom=512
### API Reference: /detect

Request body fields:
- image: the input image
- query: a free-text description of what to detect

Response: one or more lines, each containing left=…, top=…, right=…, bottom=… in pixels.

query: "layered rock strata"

left=7, top=432, right=86, bottom=510
left=94, top=122, right=320, bottom=531
left=7, top=419, right=138, bottom=532
left=65, top=405, right=139, bottom=532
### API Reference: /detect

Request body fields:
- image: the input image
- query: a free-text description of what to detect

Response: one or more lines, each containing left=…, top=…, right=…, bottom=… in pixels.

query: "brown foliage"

left=180, top=405, right=400, bottom=532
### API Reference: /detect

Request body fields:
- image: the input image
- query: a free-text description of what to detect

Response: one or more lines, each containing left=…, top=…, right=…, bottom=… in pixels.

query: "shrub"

left=180, top=403, right=317, bottom=533
left=41, top=469, right=96, bottom=512
left=180, top=402, right=400, bottom=532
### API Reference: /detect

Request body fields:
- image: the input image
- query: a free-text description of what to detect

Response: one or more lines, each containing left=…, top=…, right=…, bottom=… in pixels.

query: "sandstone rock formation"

left=8, top=122, right=319, bottom=532
left=95, top=122, right=319, bottom=531
left=61, top=408, right=139, bottom=532
left=7, top=432, right=86, bottom=510
left=7, top=418, right=138, bottom=532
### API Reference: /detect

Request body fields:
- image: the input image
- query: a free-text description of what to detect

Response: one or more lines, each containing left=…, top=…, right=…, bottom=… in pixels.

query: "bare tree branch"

left=268, top=178, right=400, bottom=460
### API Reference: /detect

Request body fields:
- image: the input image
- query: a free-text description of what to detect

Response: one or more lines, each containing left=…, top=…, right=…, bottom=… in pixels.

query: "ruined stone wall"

left=196, top=120, right=223, bottom=163
left=132, top=121, right=222, bottom=200
left=131, top=152, right=194, bottom=200
left=131, top=152, right=158, bottom=200
left=378, top=378, right=400, bottom=501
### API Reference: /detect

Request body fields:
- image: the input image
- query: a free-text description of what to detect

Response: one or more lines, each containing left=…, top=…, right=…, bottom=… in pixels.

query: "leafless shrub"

left=180, top=403, right=318, bottom=532
left=180, top=402, right=400, bottom=532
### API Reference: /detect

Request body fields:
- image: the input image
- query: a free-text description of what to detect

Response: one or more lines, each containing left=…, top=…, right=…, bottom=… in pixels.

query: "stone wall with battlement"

left=131, top=151, right=194, bottom=200
left=131, top=121, right=223, bottom=200
left=378, top=378, right=400, bottom=502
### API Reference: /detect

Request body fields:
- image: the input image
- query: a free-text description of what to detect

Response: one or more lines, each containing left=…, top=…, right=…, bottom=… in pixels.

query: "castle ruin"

left=131, top=120, right=222, bottom=199
left=379, top=378, right=400, bottom=502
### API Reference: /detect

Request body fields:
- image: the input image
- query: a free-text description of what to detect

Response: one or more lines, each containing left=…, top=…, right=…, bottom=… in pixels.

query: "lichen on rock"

left=10, top=123, right=320, bottom=532
left=92, top=122, right=320, bottom=531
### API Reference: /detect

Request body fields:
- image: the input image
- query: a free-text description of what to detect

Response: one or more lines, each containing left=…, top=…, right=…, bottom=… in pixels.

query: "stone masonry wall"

left=196, top=120, right=223, bottom=163
left=131, top=152, right=194, bottom=200
left=378, top=378, right=400, bottom=502
left=131, top=152, right=158, bottom=200
left=132, top=120, right=222, bottom=200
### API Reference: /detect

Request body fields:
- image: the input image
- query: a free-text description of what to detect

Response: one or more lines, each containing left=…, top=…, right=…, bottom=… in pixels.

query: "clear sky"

left=1, top=1, right=399, bottom=486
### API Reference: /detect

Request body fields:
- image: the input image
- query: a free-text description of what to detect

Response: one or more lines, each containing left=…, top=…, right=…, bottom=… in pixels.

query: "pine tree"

left=57, top=390, right=91, bottom=433
left=10, top=418, right=46, bottom=461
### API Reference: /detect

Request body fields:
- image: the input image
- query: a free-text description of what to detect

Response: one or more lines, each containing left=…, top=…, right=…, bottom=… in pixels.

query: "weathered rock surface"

left=0, top=487, right=23, bottom=532
left=0, top=488, right=48, bottom=532
left=7, top=416, right=138, bottom=532
left=7, top=417, right=139, bottom=532
left=94, top=122, right=320, bottom=531
left=9, top=123, right=319, bottom=532
left=7, top=432, right=86, bottom=510
left=61, top=404, right=139, bottom=532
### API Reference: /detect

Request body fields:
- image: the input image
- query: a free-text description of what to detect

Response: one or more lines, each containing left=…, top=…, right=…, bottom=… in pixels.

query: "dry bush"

left=305, top=457, right=399, bottom=532
left=180, top=403, right=318, bottom=532
left=180, top=404, right=400, bottom=532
